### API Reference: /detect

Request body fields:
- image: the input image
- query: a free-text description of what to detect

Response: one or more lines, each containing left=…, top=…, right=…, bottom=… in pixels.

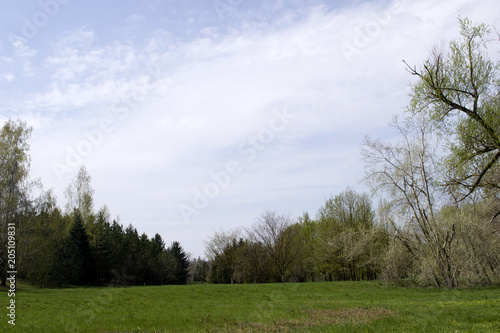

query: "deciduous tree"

left=205, top=229, right=243, bottom=284
left=362, top=116, right=457, bottom=287
left=405, top=18, right=500, bottom=209
left=249, top=211, right=302, bottom=282
left=64, top=166, right=95, bottom=225
left=0, top=119, right=38, bottom=286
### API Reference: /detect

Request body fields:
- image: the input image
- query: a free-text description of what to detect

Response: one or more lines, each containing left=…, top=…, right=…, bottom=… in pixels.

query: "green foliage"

left=380, top=199, right=500, bottom=288
left=188, top=257, right=210, bottom=283
left=317, top=188, right=375, bottom=231
left=295, top=212, right=320, bottom=281
left=314, top=188, right=384, bottom=281
left=166, top=241, right=189, bottom=285
left=205, top=229, right=245, bottom=284
left=0, top=119, right=36, bottom=286
left=22, top=195, right=69, bottom=287
left=64, top=166, right=95, bottom=225
left=52, top=210, right=93, bottom=286
left=438, top=202, right=500, bottom=286
left=249, top=211, right=303, bottom=283
left=408, top=18, right=500, bottom=200
left=209, top=238, right=245, bottom=284
left=379, top=237, right=417, bottom=283
left=239, top=238, right=273, bottom=283
left=91, top=208, right=116, bottom=285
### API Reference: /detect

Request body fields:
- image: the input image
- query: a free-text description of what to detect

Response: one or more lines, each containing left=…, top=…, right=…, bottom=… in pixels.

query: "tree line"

left=1, top=18, right=499, bottom=288
left=202, top=191, right=387, bottom=284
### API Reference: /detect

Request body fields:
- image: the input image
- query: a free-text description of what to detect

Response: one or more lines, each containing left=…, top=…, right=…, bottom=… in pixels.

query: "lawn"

left=1, top=281, right=499, bottom=332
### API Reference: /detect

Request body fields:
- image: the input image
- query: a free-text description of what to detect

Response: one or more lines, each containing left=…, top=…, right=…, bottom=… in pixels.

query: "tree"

left=438, top=202, right=500, bottom=286
left=65, top=165, right=95, bottom=225
left=167, top=241, right=189, bottom=285
left=23, top=191, right=69, bottom=287
left=362, top=116, right=458, bottom=287
left=155, top=250, right=176, bottom=285
left=0, top=119, right=38, bottom=286
left=405, top=18, right=500, bottom=209
left=205, top=229, right=243, bottom=284
left=54, top=210, right=93, bottom=285
left=146, top=233, right=175, bottom=285
left=188, top=257, right=210, bottom=283
left=239, top=237, right=273, bottom=283
left=92, top=206, right=115, bottom=285
left=249, top=211, right=302, bottom=282
left=121, top=224, right=141, bottom=284
left=315, top=188, right=379, bottom=281
left=296, top=212, right=321, bottom=282
left=318, top=188, right=375, bottom=232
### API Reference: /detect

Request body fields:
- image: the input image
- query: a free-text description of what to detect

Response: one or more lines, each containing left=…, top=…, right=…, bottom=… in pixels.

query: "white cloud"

left=11, top=38, right=37, bottom=58
left=3, top=73, right=15, bottom=82
left=126, top=13, right=145, bottom=23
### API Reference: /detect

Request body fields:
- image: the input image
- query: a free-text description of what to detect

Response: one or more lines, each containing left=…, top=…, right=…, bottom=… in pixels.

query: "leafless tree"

left=248, top=211, right=302, bottom=283
left=362, top=117, right=458, bottom=288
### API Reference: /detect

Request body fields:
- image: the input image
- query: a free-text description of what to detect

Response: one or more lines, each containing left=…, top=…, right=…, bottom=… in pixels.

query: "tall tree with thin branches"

left=249, top=211, right=302, bottom=283
left=405, top=18, right=500, bottom=213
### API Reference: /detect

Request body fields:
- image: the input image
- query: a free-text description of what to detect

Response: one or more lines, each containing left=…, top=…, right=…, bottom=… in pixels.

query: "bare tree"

left=248, top=211, right=302, bottom=283
left=362, top=116, right=458, bottom=288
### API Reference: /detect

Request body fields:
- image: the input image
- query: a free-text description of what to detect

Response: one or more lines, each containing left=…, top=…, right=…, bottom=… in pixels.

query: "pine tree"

left=54, top=210, right=93, bottom=285
left=168, top=241, right=189, bottom=285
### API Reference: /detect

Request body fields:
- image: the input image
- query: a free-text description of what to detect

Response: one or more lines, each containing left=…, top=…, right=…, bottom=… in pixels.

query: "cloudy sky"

left=1, top=0, right=499, bottom=257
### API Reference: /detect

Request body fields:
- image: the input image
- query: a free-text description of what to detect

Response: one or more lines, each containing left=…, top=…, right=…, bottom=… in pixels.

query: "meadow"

left=2, top=281, right=499, bottom=332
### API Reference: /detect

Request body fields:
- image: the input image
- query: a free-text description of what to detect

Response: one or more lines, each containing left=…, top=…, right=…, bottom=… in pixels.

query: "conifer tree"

left=168, top=241, right=189, bottom=285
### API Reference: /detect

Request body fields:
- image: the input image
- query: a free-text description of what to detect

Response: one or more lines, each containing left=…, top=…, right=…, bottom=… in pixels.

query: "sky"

left=1, top=0, right=499, bottom=258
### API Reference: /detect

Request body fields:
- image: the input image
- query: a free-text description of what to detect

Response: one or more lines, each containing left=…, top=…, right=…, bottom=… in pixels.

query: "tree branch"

left=460, top=151, right=500, bottom=201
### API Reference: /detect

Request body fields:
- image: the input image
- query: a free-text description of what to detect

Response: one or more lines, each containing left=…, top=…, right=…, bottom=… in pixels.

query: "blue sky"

left=1, top=0, right=499, bottom=258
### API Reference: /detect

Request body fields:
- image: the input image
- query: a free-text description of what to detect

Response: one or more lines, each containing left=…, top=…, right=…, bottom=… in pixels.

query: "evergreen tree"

left=92, top=209, right=114, bottom=285
left=168, top=241, right=189, bottom=285
left=54, top=210, right=93, bottom=285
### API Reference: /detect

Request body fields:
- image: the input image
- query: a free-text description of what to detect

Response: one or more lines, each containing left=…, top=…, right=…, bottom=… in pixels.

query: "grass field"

left=1, top=280, right=499, bottom=332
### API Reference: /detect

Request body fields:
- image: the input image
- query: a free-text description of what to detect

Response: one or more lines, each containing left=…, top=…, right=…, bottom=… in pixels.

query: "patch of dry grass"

left=229, top=307, right=393, bottom=332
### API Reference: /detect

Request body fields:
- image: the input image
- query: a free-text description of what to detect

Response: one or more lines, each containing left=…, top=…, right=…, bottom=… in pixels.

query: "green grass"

left=1, top=280, right=499, bottom=332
